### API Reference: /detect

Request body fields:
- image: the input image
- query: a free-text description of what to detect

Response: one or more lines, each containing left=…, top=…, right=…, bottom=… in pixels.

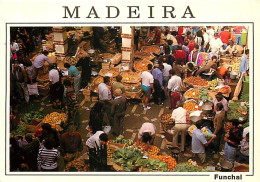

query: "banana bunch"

left=42, top=112, right=67, bottom=125
left=188, top=159, right=198, bottom=167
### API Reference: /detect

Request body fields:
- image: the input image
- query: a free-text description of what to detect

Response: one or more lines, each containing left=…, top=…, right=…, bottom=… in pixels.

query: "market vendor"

left=111, top=75, right=125, bottom=97
left=224, top=41, right=238, bottom=56
left=33, top=50, right=53, bottom=75
left=239, top=49, right=249, bottom=76
left=224, top=119, right=243, bottom=164
left=64, top=63, right=81, bottom=94
left=213, top=92, right=228, bottom=112
left=98, top=76, right=112, bottom=125
left=76, top=53, right=91, bottom=89
left=195, top=63, right=223, bottom=80
left=188, top=45, right=203, bottom=67
left=168, top=101, right=188, bottom=152
left=192, top=120, right=216, bottom=164
left=167, top=69, right=182, bottom=110
left=60, top=125, right=83, bottom=164
left=136, top=122, right=156, bottom=146
left=212, top=103, right=226, bottom=153
left=86, top=131, right=109, bottom=171
left=185, top=61, right=197, bottom=78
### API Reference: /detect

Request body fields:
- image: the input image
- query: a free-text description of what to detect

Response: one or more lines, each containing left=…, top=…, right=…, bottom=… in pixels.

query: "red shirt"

left=218, top=31, right=231, bottom=44
left=175, top=50, right=186, bottom=60
left=187, top=40, right=196, bottom=53
left=233, top=26, right=246, bottom=34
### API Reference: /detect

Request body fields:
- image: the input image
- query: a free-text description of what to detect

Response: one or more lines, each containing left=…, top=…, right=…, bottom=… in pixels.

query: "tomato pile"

left=184, top=77, right=208, bottom=86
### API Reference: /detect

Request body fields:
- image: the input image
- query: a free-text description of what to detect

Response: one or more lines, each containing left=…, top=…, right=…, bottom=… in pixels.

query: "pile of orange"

left=152, top=155, right=177, bottom=171
left=183, top=101, right=201, bottom=111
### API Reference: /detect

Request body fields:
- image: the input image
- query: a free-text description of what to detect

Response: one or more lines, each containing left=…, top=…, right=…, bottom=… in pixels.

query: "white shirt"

left=207, top=28, right=215, bottom=42
left=138, top=122, right=156, bottom=139
left=33, top=54, right=52, bottom=68
left=86, top=131, right=104, bottom=149
left=166, top=34, right=178, bottom=46
left=98, top=82, right=112, bottom=101
left=49, top=69, right=59, bottom=84
left=171, top=107, right=187, bottom=124
left=11, top=42, right=19, bottom=52
left=162, top=63, right=172, bottom=77
left=210, top=38, right=223, bottom=53
left=203, top=32, right=209, bottom=44
left=167, top=75, right=182, bottom=92
left=141, top=71, right=154, bottom=87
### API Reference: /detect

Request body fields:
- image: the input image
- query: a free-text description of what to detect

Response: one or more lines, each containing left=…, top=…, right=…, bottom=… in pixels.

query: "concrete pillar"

left=121, top=26, right=134, bottom=70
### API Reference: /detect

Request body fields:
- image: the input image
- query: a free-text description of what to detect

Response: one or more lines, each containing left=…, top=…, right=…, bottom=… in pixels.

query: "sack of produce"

left=27, top=83, right=39, bottom=95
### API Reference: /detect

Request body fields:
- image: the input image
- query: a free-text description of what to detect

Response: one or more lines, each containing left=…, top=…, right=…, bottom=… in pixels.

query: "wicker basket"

left=120, top=71, right=141, bottom=84
left=141, top=45, right=160, bottom=55
left=134, top=59, right=153, bottom=72
left=124, top=83, right=142, bottom=99
left=98, top=68, right=119, bottom=77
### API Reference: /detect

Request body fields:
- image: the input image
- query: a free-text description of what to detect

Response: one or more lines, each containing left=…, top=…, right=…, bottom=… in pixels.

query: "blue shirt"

left=152, top=68, right=163, bottom=87
left=192, top=128, right=207, bottom=153
left=68, top=66, right=79, bottom=77
left=239, top=55, right=248, bottom=73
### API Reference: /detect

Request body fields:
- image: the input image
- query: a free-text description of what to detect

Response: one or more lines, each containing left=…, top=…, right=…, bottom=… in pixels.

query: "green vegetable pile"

left=227, top=102, right=248, bottom=121
left=208, top=78, right=220, bottom=90
left=136, top=158, right=169, bottom=172
left=174, top=163, right=203, bottom=172
left=22, top=111, right=44, bottom=124
left=11, top=124, right=27, bottom=137
left=240, top=94, right=249, bottom=103
left=112, top=137, right=134, bottom=147
left=198, top=89, right=212, bottom=102
left=112, top=148, right=144, bottom=171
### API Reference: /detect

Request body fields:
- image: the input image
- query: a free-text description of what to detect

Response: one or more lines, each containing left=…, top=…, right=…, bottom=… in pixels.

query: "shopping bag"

left=27, top=83, right=39, bottom=95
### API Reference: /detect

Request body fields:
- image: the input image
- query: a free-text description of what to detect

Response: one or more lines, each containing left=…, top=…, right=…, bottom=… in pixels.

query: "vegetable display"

left=174, top=163, right=203, bottom=172
left=227, top=102, right=248, bottom=121
left=184, top=89, right=200, bottom=99
left=112, top=137, right=134, bottom=147
left=183, top=77, right=208, bottom=87
left=152, top=155, right=177, bottom=171
left=183, top=100, right=201, bottom=111
left=240, top=94, right=249, bottom=103
left=137, top=158, right=169, bottom=172
left=22, top=111, right=44, bottom=124
left=208, top=78, right=220, bottom=90
left=11, top=124, right=27, bottom=137
left=197, top=89, right=212, bottom=102
left=161, top=113, right=174, bottom=123
left=65, top=158, right=88, bottom=172
left=139, top=143, right=160, bottom=156
left=112, top=148, right=144, bottom=171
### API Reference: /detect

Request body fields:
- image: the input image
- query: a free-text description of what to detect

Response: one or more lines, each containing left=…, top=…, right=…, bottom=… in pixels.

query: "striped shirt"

left=37, top=146, right=60, bottom=170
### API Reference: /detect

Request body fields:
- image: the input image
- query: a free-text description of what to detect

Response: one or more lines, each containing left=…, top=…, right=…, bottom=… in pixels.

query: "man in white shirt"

left=167, top=69, right=182, bottom=110
left=86, top=131, right=108, bottom=171
left=202, top=28, right=209, bottom=52
left=209, top=33, right=223, bottom=53
left=162, top=59, right=172, bottom=97
left=136, top=122, right=156, bottom=146
left=98, top=76, right=112, bottom=125
left=206, top=26, right=215, bottom=43
left=168, top=102, right=188, bottom=152
left=49, top=66, right=60, bottom=85
left=141, top=64, right=154, bottom=110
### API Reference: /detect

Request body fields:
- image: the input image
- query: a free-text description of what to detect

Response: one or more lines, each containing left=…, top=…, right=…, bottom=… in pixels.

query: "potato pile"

left=42, top=112, right=67, bottom=125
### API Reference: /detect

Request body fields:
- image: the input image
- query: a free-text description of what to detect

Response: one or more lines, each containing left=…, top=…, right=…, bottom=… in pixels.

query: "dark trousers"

left=112, top=114, right=124, bottom=136
left=152, top=79, right=165, bottom=104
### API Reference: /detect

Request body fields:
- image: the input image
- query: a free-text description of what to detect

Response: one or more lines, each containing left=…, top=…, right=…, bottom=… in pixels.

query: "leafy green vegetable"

left=198, top=89, right=212, bottom=102
left=240, top=94, right=249, bottom=102
left=11, top=124, right=27, bottom=137
left=174, top=163, right=203, bottom=172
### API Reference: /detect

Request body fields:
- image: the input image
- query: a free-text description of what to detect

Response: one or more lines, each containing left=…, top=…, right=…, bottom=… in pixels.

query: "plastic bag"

left=27, top=83, right=39, bottom=95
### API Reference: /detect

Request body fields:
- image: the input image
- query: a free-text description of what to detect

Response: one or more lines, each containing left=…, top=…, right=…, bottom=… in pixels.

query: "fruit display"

left=197, top=89, right=212, bottom=102
left=64, top=56, right=79, bottom=65
left=152, top=155, right=177, bottom=171
left=183, top=100, right=201, bottom=111
left=125, top=86, right=141, bottom=93
left=184, top=88, right=200, bottom=99
left=187, top=159, right=198, bottom=167
left=11, top=124, right=27, bottom=137
left=141, top=45, right=161, bottom=55
left=183, top=77, right=209, bottom=87
left=160, top=113, right=174, bottom=123
left=112, top=137, right=134, bottom=147
left=215, top=86, right=230, bottom=94
left=174, top=163, right=203, bottom=172
left=120, top=71, right=141, bottom=83
left=208, top=78, right=220, bottom=90
left=98, top=68, right=119, bottom=77
left=139, top=143, right=160, bottom=156
left=42, top=112, right=67, bottom=125
left=112, top=148, right=144, bottom=171
left=134, top=59, right=153, bottom=72
left=21, top=111, right=44, bottom=124
left=137, top=158, right=169, bottom=172
left=65, top=158, right=88, bottom=172
left=134, top=51, right=155, bottom=60
left=232, top=62, right=240, bottom=72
